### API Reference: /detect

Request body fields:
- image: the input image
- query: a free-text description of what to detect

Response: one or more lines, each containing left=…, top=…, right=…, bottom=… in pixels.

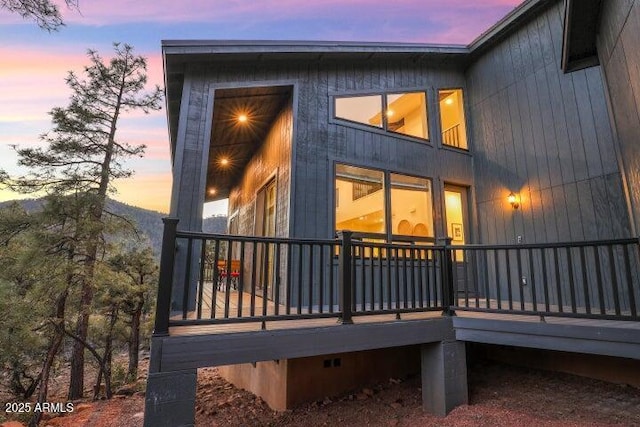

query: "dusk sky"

left=0, top=0, right=522, bottom=216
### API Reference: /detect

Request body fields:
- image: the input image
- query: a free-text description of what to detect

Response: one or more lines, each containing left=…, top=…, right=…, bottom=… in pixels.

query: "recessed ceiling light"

left=208, top=188, right=217, bottom=195
left=219, top=157, right=230, bottom=166
left=238, top=114, right=248, bottom=123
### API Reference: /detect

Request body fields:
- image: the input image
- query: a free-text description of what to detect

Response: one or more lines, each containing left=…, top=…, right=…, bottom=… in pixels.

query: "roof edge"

left=161, top=39, right=469, bottom=56
left=468, top=0, right=557, bottom=54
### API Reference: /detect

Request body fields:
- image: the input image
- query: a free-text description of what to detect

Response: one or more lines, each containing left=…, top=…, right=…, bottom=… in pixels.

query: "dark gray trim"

left=162, top=40, right=468, bottom=56
left=288, top=83, right=300, bottom=238
left=169, top=71, right=192, bottom=216
left=156, top=318, right=454, bottom=371
left=197, top=87, right=215, bottom=224
left=452, top=317, right=640, bottom=359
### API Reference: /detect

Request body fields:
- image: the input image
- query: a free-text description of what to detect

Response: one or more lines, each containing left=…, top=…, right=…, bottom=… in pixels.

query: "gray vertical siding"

left=228, top=100, right=294, bottom=239
left=598, top=0, right=640, bottom=235
left=466, top=0, right=632, bottom=245
left=170, top=66, right=212, bottom=231
left=169, top=65, right=214, bottom=310
left=180, top=58, right=475, bottom=241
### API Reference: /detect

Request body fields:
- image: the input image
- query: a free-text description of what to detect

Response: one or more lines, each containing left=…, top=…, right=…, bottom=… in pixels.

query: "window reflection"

left=439, top=89, right=468, bottom=149
left=390, top=174, right=433, bottom=238
left=335, top=164, right=435, bottom=243
left=335, top=164, right=385, bottom=234
left=386, top=92, right=428, bottom=139
left=334, top=92, right=429, bottom=140
left=335, top=95, right=383, bottom=128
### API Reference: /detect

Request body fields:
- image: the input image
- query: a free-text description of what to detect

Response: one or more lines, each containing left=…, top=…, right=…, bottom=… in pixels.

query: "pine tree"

left=1, top=0, right=78, bottom=31
left=1, top=43, right=162, bottom=400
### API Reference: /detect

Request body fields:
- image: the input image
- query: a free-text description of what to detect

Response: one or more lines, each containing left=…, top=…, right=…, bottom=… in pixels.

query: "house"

left=145, top=0, right=640, bottom=425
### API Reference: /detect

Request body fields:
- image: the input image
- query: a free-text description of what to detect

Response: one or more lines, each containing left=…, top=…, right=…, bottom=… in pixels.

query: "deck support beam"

left=421, top=340, right=468, bottom=416
left=144, top=369, right=198, bottom=427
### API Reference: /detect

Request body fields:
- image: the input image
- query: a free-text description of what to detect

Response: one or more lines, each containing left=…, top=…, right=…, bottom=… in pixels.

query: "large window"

left=334, top=91, right=428, bottom=140
left=335, top=164, right=434, bottom=241
left=438, top=89, right=468, bottom=150
left=335, top=164, right=385, bottom=234
left=390, top=173, right=434, bottom=238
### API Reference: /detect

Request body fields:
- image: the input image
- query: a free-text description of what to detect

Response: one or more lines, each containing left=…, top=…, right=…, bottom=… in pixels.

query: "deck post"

left=153, top=217, right=179, bottom=337
left=338, top=230, right=354, bottom=324
left=440, top=237, right=456, bottom=316
left=421, top=340, right=468, bottom=416
left=144, top=368, right=197, bottom=427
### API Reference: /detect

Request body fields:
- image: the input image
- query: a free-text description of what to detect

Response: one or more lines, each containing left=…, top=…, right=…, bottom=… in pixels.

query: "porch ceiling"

left=206, top=85, right=292, bottom=202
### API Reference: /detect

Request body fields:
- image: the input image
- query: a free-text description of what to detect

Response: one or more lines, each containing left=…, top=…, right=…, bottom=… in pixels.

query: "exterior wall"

left=218, top=346, right=420, bottom=411
left=228, top=100, right=294, bottom=238
left=466, top=0, right=632, bottom=245
left=184, top=57, right=474, bottom=241
left=597, top=0, right=640, bottom=234
left=295, top=60, right=474, bottom=240
left=218, top=360, right=289, bottom=410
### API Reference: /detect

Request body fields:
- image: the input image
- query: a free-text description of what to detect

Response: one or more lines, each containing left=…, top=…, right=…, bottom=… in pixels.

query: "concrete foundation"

left=218, top=346, right=421, bottom=410
left=144, top=369, right=197, bottom=427
left=421, top=341, right=468, bottom=416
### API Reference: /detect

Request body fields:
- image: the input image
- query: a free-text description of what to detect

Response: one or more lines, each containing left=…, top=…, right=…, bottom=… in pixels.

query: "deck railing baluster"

left=338, top=230, right=353, bottom=324
left=319, top=243, right=325, bottom=314
left=182, top=237, right=193, bottom=320
left=250, top=241, right=257, bottom=317
left=541, top=248, right=550, bottom=313
left=494, top=249, right=501, bottom=310
left=566, top=247, right=577, bottom=314
left=161, top=229, right=640, bottom=328
left=528, top=248, right=537, bottom=313
left=237, top=241, right=245, bottom=318
left=608, top=245, right=621, bottom=316
left=210, top=238, right=220, bottom=320
left=308, top=244, right=314, bottom=314
left=593, top=246, right=606, bottom=315
left=579, top=246, right=591, bottom=314
left=196, top=237, right=206, bottom=320
left=517, top=248, right=524, bottom=311
left=624, top=244, right=638, bottom=318
left=275, top=242, right=282, bottom=316
left=505, top=249, right=513, bottom=311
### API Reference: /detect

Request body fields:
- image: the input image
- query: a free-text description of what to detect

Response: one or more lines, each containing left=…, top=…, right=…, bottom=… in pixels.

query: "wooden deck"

left=453, top=310, right=640, bottom=360
left=164, top=284, right=640, bottom=360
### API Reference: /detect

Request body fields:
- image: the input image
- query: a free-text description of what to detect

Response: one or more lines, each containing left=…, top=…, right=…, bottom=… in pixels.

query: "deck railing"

left=450, top=239, right=640, bottom=321
left=153, top=218, right=640, bottom=335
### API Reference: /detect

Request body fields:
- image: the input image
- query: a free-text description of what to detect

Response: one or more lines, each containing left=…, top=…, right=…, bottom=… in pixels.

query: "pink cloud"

left=50, top=0, right=524, bottom=44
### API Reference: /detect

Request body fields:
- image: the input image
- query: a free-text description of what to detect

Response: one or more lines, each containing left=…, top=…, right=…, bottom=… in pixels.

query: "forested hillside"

left=0, top=198, right=228, bottom=257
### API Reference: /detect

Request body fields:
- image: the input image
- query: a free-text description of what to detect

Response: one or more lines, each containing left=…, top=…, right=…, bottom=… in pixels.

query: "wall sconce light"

left=508, top=192, right=520, bottom=209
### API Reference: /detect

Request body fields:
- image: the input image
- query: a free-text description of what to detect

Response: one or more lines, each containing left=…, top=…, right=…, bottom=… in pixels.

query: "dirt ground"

left=3, top=359, right=639, bottom=427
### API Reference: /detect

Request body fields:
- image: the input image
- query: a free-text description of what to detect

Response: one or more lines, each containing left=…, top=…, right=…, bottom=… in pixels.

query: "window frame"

left=332, top=89, right=431, bottom=143
left=437, top=87, right=470, bottom=152
left=333, top=161, right=436, bottom=244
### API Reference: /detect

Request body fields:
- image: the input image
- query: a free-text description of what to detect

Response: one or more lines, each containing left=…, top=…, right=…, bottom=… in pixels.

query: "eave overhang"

left=561, top=0, right=603, bottom=73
